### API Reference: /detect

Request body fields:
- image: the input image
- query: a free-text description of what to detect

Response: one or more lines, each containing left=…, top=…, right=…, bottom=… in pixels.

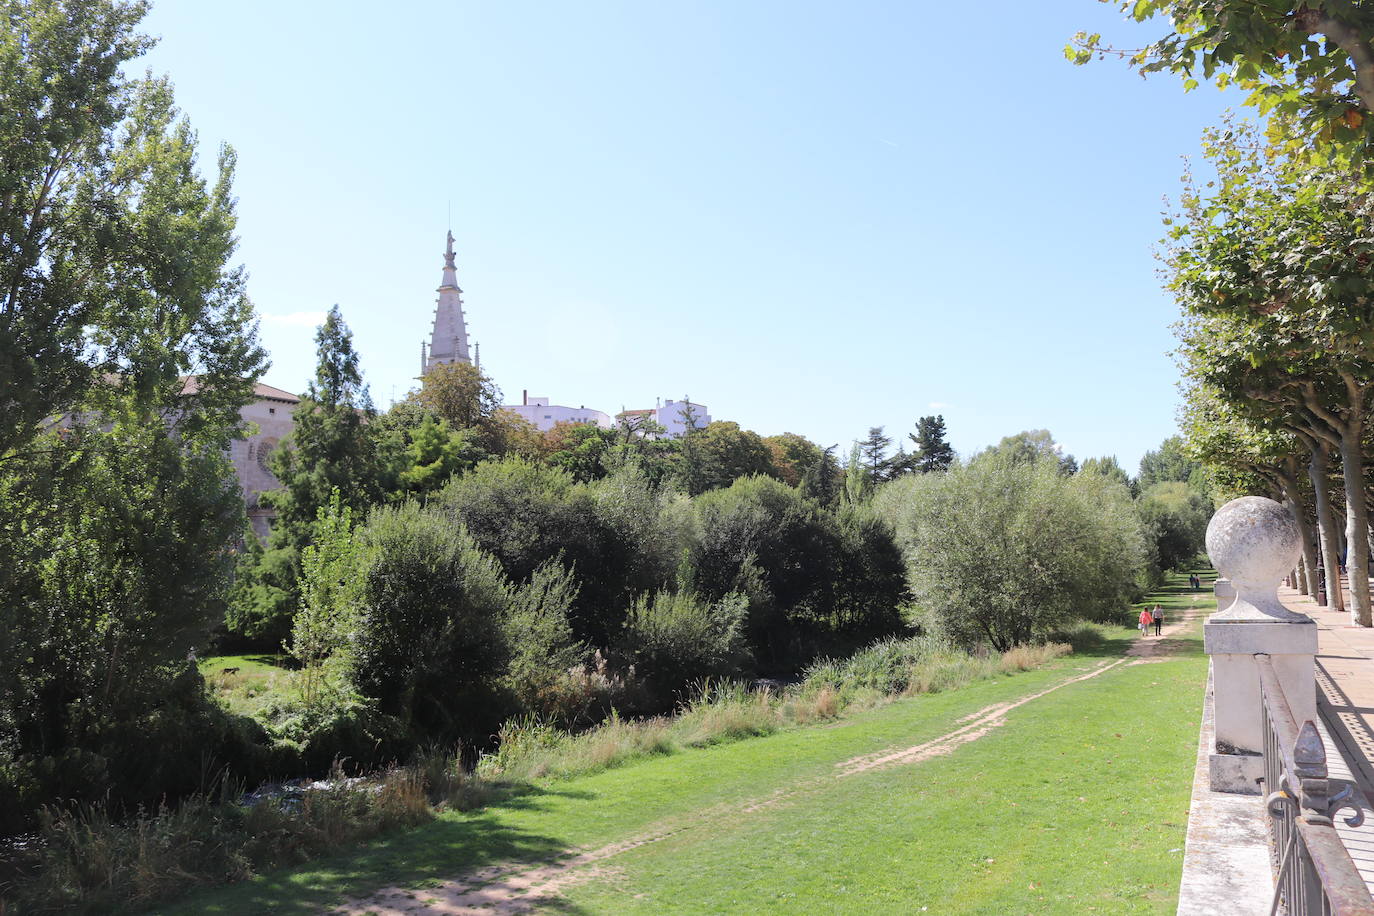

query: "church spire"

left=423, top=230, right=471, bottom=373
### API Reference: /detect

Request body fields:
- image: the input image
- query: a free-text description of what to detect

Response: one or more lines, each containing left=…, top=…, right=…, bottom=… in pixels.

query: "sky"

left=138, top=0, right=1243, bottom=474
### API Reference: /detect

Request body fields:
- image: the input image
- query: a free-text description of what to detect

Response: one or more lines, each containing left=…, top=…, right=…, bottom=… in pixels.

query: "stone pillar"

left=1204, top=496, right=1317, bottom=795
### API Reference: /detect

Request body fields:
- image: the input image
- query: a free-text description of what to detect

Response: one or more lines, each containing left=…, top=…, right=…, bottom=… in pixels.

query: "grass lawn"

left=197, top=653, right=296, bottom=717
left=167, top=572, right=1212, bottom=915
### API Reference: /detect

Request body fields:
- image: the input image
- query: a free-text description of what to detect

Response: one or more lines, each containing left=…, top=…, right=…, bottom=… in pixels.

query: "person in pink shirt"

left=1139, top=607, right=1154, bottom=637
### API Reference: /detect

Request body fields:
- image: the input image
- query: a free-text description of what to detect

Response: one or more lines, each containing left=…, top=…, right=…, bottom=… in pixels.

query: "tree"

left=906, top=414, right=950, bottom=472
left=981, top=429, right=1077, bottom=474
left=541, top=421, right=616, bottom=483
left=843, top=442, right=870, bottom=506
left=236, top=306, right=384, bottom=645
left=348, top=502, right=511, bottom=735
left=697, top=421, right=778, bottom=491
left=391, top=413, right=482, bottom=496
left=799, top=444, right=841, bottom=506
left=0, top=0, right=261, bottom=456
left=875, top=454, right=1145, bottom=650
left=292, top=490, right=361, bottom=707
left=266, top=305, right=385, bottom=542
left=412, top=360, right=507, bottom=450
left=0, top=0, right=269, bottom=829
left=859, top=426, right=893, bottom=482
left=1165, top=121, right=1374, bottom=625
left=763, top=432, right=824, bottom=487
left=1080, top=455, right=1137, bottom=496
left=1069, top=1, right=1374, bottom=160
left=909, top=415, right=955, bottom=473
left=1137, top=436, right=1202, bottom=492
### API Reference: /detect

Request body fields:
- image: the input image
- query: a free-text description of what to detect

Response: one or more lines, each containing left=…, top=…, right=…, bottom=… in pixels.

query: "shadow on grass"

left=168, top=784, right=598, bottom=916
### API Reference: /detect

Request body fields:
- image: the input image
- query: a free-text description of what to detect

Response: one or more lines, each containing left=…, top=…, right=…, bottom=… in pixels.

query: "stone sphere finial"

left=1205, top=496, right=1305, bottom=622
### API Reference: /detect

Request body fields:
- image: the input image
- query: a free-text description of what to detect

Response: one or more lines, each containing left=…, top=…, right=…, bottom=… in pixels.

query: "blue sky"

left=140, top=0, right=1240, bottom=474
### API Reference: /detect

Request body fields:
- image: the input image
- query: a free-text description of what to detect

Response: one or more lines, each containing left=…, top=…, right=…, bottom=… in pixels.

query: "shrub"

left=874, top=455, right=1145, bottom=651
left=685, top=476, right=841, bottom=665
left=348, top=502, right=511, bottom=737
left=438, top=458, right=629, bottom=646
left=614, top=591, right=751, bottom=711
left=504, top=560, right=589, bottom=721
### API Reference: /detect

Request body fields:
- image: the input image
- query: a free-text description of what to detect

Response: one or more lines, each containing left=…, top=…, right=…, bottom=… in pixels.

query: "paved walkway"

left=1277, top=581, right=1374, bottom=895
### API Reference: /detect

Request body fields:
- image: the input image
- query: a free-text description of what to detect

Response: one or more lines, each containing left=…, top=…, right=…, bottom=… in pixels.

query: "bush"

left=685, top=476, right=841, bottom=664
left=438, top=458, right=631, bottom=647
left=614, top=591, right=751, bottom=711
left=504, top=560, right=589, bottom=721
left=348, top=502, right=511, bottom=737
left=874, top=455, right=1146, bottom=651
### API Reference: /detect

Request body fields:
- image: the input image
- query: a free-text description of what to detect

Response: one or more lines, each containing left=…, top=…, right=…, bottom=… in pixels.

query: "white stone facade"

left=503, top=394, right=613, bottom=432
left=618, top=398, right=712, bottom=438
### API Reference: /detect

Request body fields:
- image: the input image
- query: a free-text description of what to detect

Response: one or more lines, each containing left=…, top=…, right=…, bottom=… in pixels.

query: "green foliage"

left=799, top=443, right=842, bottom=506
left=684, top=475, right=905, bottom=666
left=875, top=455, right=1146, bottom=651
left=503, top=561, right=588, bottom=717
left=858, top=426, right=893, bottom=482
left=697, top=420, right=779, bottom=491
left=1069, top=1, right=1374, bottom=163
left=762, top=432, right=823, bottom=487
left=391, top=414, right=483, bottom=496
left=979, top=429, right=1077, bottom=474
left=1079, top=454, right=1137, bottom=497
left=615, top=591, right=750, bottom=708
left=542, top=422, right=617, bottom=483
left=349, top=502, right=511, bottom=736
left=0, top=0, right=272, bottom=834
left=1137, top=481, right=1211, bottom=575
left=1137, top=435, right=1203, bottom=493
left=439, top=458, right=638, bottom=646
left=292, top=491, right=361, bottom=707
left=266, top=306, right=385, bottom=547
left=908, top=414, right=955, bottom=474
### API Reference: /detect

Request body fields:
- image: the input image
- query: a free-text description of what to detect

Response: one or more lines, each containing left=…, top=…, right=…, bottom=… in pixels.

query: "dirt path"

left=336, top=599, right=1204, bottom=915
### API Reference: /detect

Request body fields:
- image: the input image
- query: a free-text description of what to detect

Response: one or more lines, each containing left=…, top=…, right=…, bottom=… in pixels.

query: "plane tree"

left=1166, top=124, right=1374, bottom=623
left=1069, top=1, right=1374, bottom=158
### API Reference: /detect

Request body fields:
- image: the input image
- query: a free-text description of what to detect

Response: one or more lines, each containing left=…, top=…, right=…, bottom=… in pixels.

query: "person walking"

left=1139, top=606, right=1153, bottom=637
left=1152, top=604, right=1163, bottom=636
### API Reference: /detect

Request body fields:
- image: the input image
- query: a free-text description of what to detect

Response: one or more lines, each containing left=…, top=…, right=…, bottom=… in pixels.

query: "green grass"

left=166, top=571, right=1212, bottom=915
left=197, top=653, right=297, bottom=717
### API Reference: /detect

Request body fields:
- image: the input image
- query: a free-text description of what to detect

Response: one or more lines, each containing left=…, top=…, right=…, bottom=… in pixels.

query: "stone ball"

left=1205, top=496, right=1300, bottom=591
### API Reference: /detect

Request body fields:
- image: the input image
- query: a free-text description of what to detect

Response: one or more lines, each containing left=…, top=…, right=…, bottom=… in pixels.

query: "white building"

left=504, top=392, right=614, bottom=432
left=617, top=398, right=712, bottom=438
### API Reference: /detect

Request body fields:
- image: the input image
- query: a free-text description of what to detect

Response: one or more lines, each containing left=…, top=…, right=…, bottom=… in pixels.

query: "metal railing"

left=1257, top=654, right=1373, bottom=915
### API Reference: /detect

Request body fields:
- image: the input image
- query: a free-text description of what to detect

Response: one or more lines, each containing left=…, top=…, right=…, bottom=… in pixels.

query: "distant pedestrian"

left=1139, top=607, right=1153, bottom=637
left=1152, top=605, right=1163, bottom=636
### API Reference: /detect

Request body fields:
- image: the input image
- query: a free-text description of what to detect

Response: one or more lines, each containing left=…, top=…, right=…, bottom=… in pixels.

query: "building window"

left=268, top=407, right=276, bottom=415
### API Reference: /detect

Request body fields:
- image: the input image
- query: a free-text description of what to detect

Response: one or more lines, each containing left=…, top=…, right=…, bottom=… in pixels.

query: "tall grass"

left=475, top=635, right=1073, bottom=783
left=1, top=760, right=444, bottom=914
left=0, top=633, right=1075, bottom=913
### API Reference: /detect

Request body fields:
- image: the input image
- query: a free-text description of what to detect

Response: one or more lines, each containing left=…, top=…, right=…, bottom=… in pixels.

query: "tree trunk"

left=1338, top=427, right=1373, bottom=626
left=1279, top=461, right=1320, bottom=597
left=1310, top=444, right=1346, bottom=611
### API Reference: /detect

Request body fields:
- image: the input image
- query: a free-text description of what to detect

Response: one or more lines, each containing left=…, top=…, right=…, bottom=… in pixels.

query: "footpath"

left=1278, top=581, right=1374, bottom=894
left=170, top=582, right=1208, bottom=916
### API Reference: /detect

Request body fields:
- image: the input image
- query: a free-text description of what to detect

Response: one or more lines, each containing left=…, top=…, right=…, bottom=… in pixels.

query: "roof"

left=179, top=376, right=300, bottom=405
left=616, top=408, right=653, bottom=417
